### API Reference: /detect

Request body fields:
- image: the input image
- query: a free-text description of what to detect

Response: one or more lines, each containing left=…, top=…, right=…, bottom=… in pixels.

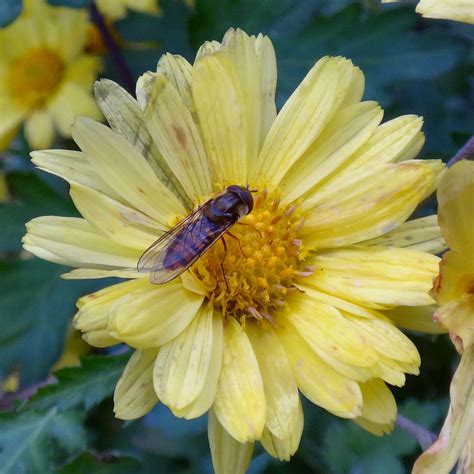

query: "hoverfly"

left=137, top=185, right=254, bottom=284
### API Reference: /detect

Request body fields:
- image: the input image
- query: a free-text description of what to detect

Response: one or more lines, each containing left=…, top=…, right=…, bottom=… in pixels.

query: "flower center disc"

left=8, top=48, right=64, bottom=109
left=192, top=189, right=311, bottom=323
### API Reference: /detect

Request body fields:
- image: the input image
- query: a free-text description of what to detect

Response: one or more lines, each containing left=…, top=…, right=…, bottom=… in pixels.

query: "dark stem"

left=395, top=414, right=437, bottom=451
left=88, top=1, right=135, bottom=96
left=446, top=135, right=474, bottom=168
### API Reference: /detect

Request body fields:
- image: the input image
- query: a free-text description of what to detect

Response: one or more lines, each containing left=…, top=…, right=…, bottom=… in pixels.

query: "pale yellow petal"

left=156, top=54, right=193, bottom=110
left=458, top=430, right=474, bottom=474
left=153, top=303, right=214, bottom=411
left=254, top=33, right=277, bottom=145
left=309, top=246, right=439, bottom=308
left=362, top=215, right=446, bottom=254
left=437, top=160, right=474, bottom=254
left=141, top=72, right=212, bottom=197
left=214, top=317, right=266, bottom=443
left=71, top=117, right=185, bottom=225
left=253, top=57, right=338, bottom=187
left=353, top=379, right=396, bottom=435
left=247, top=323, right=300, bottom=440
left=70, top=183, right=159, bottom=249
left=114, top=349, right=159, bottom=420
left=302, top=160, right=444, bottom=248
left=413, top=346, right=474, bottom=473
left=171, top=311, right=223, bottom=419
left=208, top=409, right=254, bottom=474
left=65, top=55, right=102, bottom=88
left=94, top=79, right=193, bottom=210
left=61, top=268, right=141, bottom=280
left=261, top=399, right=304, bottom=461
left=82, top=330, right=118, bottom=348
left=277, top=322, right=363, bottom=418
left=23, top=216, right=140, bottom=269
left=282, top=101, right=383, bottom=203
left=416, top=0, right=474, bottom=24
left=48, top=82, right=102, bottom=137
left=24, top=110, right=55, bottom=150
left=0, top=102, right=25, bottom=151
left=107, top=281, right=204, bottom=349
left=192, top=52, right=248, bottom=184
left=31, top=149, right=122, bottom=202
left=434, top=298, right=474, bottom=354
left=384, top=305, right=446, bottom=335
left=344, top=115, right=425, bottom=172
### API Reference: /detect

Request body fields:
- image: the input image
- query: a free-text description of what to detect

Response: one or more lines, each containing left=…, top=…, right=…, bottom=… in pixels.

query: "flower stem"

left=88, top=1, right=135, bottom=96
left=395, top=414, right=437, bottom=450
left=446, top=135, right=474, bottom=168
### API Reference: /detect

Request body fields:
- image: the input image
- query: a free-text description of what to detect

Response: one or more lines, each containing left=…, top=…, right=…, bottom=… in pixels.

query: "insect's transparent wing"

left=137, top=201, right=232, bottom=284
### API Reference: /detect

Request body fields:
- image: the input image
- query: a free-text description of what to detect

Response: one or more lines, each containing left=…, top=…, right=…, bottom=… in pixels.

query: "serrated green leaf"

left=0, top=0, right=22, bottom=27
left=0, top=259, right=99, bottom=385
left=0, top=173, right=75, bottom=253
left=0, top=407, right=86, bottom=474
left=60, top=452, right=141, bottom=474
left=24, top=354, right=130, bottom=412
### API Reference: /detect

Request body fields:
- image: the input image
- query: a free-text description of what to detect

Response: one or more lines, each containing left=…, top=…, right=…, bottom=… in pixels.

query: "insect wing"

left=137, top=201, right=232, bottom=284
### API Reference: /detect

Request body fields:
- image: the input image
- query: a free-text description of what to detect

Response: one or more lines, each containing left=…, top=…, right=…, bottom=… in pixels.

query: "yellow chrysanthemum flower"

left=23, top=28, right=446, bottom=471
left=96, top=0, right=160, bottom=21
left=414, top=160, right=474, bottom=474
left=382, top=0, right=474, bottom=24
left=0, top=0, right=102, bottom=150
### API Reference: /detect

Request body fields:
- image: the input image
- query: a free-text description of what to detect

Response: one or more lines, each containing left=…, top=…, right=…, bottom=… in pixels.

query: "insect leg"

left=219, top=236, right=229, bottom=291
left=236, top=221, right=263, bottom=238
left=226, top=231, right=248, bottom=258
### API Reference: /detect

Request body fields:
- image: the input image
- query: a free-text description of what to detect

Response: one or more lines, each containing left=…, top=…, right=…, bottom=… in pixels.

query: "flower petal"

left=24, top=110, right=55, bottom=150
left=309, top=246, right=439, bottom=308
left=171, top=310, right=223, bottom=419
left=384, top=305, right=446, bottom=335
left=153, top=303, right=214, bottom=411
left=192, top=52, right=248, bottom=184
left=71, top=117, right=185, bottom=225
left=413, top=346, right=474, bottom=474
left=141, top=72, right=212, bottom=197
left=208, top=409, right=254, bottom=474
left=416, top=0, right=474, bottom=24
left=277, top=322, right=362, bottom=418
left=61, top=268, right=141, bottom=280
left=31, top=149, right=122, bottom=202
left=94, top=79, right=193, bottom=210
left=437, top=160, right=474, bottom=254
left=213, top=317, right=266, bottom=443
left=302, top=160, right=444, bottom=248
left=353, top=378, right=396, bottom=435
left=247, top=323, right=300, bottom=440
left=114, top=349, right=159, bottom=420
left=70, top=183, right=160, bottom=249
left=282, top=101, right=383, bottom=203
left=107, top=281, right=204, bottom=349
left=261, top=399, right=304, bottom=461
left=253, top=57, right=339, bottom=187
left=362, top=215, right=446, bottom=254
left=23, top=216, right=140, bottom=269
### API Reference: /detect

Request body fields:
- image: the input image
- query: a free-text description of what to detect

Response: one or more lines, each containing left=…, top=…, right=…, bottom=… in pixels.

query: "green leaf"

left=0, top=259, right=99, bottom=385
left=47, top=0, right=90, bottom=7
left=0, top=407, right=86, bottom=473
left=323, top=399, right=444, bottom=474
left=60, top=452, right=141, bottom=474
left=0, top=172, right=75, bottom=253
left=0, top=0, right=22, bottom=27
left=24, top=354, right=130, bottom=412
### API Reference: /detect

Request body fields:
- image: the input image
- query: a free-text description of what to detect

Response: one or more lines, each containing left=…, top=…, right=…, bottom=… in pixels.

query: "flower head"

left=414, top=160, right=474, bottom=473
left=0, top=0, right=102, bottom=150
left=23, top=28, right=445, bottom=471
left=96, top=0, right=160, bottom=21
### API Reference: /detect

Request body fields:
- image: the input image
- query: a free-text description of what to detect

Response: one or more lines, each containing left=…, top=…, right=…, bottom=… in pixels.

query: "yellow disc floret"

left=192, top=188, right=312, bottom=324
left=8, top=48, right=64, bottom=109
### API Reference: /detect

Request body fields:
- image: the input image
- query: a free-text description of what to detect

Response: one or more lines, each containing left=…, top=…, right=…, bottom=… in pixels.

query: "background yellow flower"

left=96, top=0, right=160, bottom=21
left=0, top=0, right=102, bottom=150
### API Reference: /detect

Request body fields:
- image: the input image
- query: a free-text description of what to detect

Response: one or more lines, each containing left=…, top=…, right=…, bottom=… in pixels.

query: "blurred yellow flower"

left=23, top=28, right=446, bottom=471
left=382, top=0, right=474, bottom=24
left=414, top=160, right=474, bottom=474
left=0, top=0, right=102, bottom=150
left=96, top=0, right=160, bottom=21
